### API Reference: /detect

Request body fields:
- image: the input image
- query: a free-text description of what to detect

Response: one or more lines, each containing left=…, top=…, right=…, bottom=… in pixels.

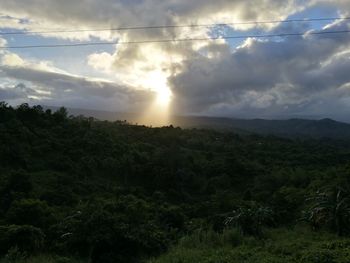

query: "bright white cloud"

left=1, top=53, right=25, bottom=66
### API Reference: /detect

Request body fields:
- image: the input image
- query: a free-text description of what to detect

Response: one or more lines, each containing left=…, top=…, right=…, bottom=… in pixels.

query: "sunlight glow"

left=155, top=86, right=172, bottom=106
left=113, top=43, right=181, bottom=127
left=140, top=85, right=172, bottom=127
left=135, top=70, right=173, bottom=127
left=142, top=71, right=172, bottom=105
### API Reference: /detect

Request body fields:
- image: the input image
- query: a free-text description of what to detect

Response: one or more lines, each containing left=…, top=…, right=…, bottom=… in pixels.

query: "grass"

left=2, top=227, right=350, bottom=263
left=149, top=226, right=350, bottom=263
left=0, top=253, right=86, bottom=263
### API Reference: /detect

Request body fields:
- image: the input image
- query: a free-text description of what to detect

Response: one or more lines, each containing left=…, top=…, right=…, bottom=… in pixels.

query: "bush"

left=158, top=206, right=185, bottom=230
left=225, top=205, right=274, bottom=237
left=0, top=225, right=45, bottom=255
left=6, top=199, right=52, bottom=229
left=300, top=249, right=336, bottom=263
left=178, top=228, right=243, bottom=249
left=3, top=246, right=27, bottom=263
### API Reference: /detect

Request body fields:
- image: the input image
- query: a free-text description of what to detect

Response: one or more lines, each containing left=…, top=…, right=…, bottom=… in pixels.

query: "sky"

left=0, top=0, right=350, bottom=124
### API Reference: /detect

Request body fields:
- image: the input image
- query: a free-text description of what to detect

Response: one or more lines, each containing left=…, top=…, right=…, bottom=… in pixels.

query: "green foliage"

left=225, top=205, right=274, bottom=237
left=0, top=171, right=32, bottom=214
left=2, top=247, right=27, bottom=263
left=304, top=187, right=350, bottom=235
left=178, top=228, right=243, bottom=249
left=6, top=199, right=52, bottom=229
left=0, top=254, right=85, bottom=263
left=149, top=228, right=350, bottom=263
left=1, top=103, right=350, bottom=262
left=53, top=107, right=68, bottom=123
left=0, top=225, right=45, bottom=255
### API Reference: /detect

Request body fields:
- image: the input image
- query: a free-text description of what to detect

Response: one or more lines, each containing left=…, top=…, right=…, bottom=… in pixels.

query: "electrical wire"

left=0, top=29, right=349, bottom=49
left=0, top=16, right=349, bottom=36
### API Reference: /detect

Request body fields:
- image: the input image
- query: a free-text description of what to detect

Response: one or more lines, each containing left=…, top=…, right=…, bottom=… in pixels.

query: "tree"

left=0, top=171, right=32, bottom=213
left=6, top=199, right=52, bottom=229
left=0, top=225, right=44, bottom=255
left=53, top=107, right=68, bottom=122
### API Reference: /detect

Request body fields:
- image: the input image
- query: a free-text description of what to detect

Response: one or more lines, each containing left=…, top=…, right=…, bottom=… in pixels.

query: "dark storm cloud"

left=168, top=21, right=350, bottom=117
left=0, top=83, right=37, bottom=100
left=0, top=66, right=155, bottom=110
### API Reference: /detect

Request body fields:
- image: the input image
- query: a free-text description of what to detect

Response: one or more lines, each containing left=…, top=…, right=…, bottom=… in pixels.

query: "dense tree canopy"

left=1, top=102, right=350, bottom=262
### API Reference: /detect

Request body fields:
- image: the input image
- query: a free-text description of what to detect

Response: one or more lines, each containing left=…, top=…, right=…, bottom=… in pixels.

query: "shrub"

left=225, top=205, right=274, bottom=237
left=0, top=225, right=45, bottom=255
left=3, top=246, right=27, bottom=263
left=6, top=199, right=52, bottom=229
left=300, top=249, right=336, bottom=263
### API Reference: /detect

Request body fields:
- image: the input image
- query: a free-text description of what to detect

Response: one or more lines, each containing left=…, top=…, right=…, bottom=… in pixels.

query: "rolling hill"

left=53, top=106, right=350, bottom=139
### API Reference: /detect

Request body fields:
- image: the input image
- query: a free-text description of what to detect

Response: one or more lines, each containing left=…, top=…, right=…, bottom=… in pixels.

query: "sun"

left=136, top=70, right=173, bottom=126
left=155, top=86, right=172, bottom=106
left=142, top=70, right=172, bottom=106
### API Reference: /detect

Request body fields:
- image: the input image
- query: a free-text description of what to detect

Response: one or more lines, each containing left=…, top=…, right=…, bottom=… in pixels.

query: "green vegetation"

left=1, top=102, right=350, bottom=262
left=150, top=227, right=350, bottom=263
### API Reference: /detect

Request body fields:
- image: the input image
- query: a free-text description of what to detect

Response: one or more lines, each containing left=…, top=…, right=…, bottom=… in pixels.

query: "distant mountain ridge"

left=45, top=106, right=350, bottom=139
left=172, top=116, right=350, bottom=139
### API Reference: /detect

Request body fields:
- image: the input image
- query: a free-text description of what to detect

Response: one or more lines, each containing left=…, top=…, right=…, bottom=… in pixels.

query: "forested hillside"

left=1, top=102, right=350, bottom=263
left=172, top=116, right=350, bottom=139
left=50, top=107, right=350, bottom=139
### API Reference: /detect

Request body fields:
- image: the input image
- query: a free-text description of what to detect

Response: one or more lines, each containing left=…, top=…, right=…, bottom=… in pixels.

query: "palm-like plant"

left=305, top=187, right=350, bottom=236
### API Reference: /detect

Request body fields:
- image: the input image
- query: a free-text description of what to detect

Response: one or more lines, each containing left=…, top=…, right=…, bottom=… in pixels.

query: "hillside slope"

left=47, top=106, right=350, bottom=139
left=1, top=103, right=350, bottom=263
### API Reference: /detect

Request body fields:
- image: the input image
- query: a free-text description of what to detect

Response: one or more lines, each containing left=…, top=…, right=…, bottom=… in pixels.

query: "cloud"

left=0, top=0, right=307, bottom=91
left=1, top=0, right=350, bottom=120
left=1, top=53, right=25, bottom=66
left=168, top=20, right=350, bottom=118
left=0, top=83, right=38, bottom=101
left=87, top=52, right=114, bottom=73
left=0, top=53, right=155, bottom=111
left=0, top=37, right=7, bottom=48
left=0, top=1, right=302, bottom=31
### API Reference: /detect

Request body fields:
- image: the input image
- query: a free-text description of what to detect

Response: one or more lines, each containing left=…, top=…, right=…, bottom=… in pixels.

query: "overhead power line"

left=0, top=29, right=350, bottom=49
left=0, top=16, right=349, bottom=36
